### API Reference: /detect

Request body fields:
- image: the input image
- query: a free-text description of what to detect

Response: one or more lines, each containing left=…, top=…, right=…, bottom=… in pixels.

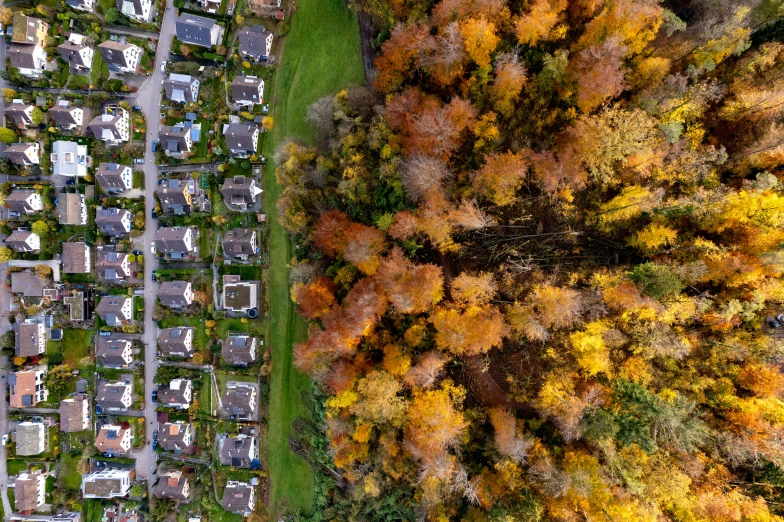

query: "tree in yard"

left=0, top=127, right=17, bottom=144
left=25, top=305, right=40, bottom=317
left=13, top=356, right=26, bottom=367
left=127, top=254, right=137, bottom=263
left=46, top=364, right=72, bottom=395
left=2, top=88, right=17, bottom=103
left=104, top=7, right=120, bottom=24
left=31, top=220, right=49, bottom=237
left=0, top=247, right=12, bottom=263
left=34, top=264, right=52, bottom=278
left=129, top=484, right=145, bottom=498
left=30, top=108, right=43, bottom=126
left=262, top=116, right=274, bottom=131
left=0, top=7, right=12, bottom=26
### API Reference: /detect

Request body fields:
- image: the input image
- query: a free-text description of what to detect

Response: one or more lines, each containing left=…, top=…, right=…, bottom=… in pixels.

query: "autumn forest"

left=276, top=0, right=784, bottom=519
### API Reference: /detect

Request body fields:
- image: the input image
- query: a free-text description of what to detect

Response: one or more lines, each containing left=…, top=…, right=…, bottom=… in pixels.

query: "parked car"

left=65, top=179, right=76, bottom=186
left=150, top=242, right=156, bottom=255
left=152, top=441, right=158, bottom=451
left=99, top=331, right=111, bottom=337
left=151, top=140, right=158, bottom=152
left=160, top=61, right=166, bottom=73
left=151, top=390, right=157, bottom=402
left=151, top=271, right=157, bottom=282
left=132, top=105, right=141, bottom=111
left=152, top=210, right=157, bottom=220
left=134, top=158, right=144, bottom=164
left=153, top=430, right=158, bottom=441
left=767, top=317, right=782, bottom=329
left=133, top=250, right=142, bottom=255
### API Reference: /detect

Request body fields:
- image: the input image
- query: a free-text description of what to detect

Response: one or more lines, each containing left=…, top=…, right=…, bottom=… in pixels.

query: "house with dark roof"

left=7, top=230, right=40, bottom=253
left=51, top=140, right=89, bottom=177
left=164, top=74, right=200, bottom=103
left=220, top=176, right=262, bottom=211
left=221, top=481, right=256, bottom=516
left=96, top=163, right=133, bottom=194
left=158, top=421, right=194, bottom=453
left=96, top=296, right=133, bottom=326
left=155, top=227, right=197, bottom=258
left=81, top=468, right=134, bottom=498
left=9, top=368, right=48, bottom=408
left=223, top=123, right=258, bottom=157
left=6, top=190, right=42, bottom=215
left=158, top=327, right=194, bottom=358
left=5, top=102, right=34, bottom=128
left=159, top=125, right=192, bottom=158
left=221, top=382, right=257, bottom=420
left=219, top=433, right=257, bottom=467
left=95, top=381, right=132, bottom=412
left=96, top=335, right=133, bottom=368
left=222, top=275, right=258, bottom=314
left=48, top=102, right=84, bottom=130
left=58, top=33, right=94, bottom=70
left=157, top=179, right=196, bottom=215
left=98, top=41, right=142, bottom=74
left=67, top=0, right=94, bottom=12
left=16, top=322, right=46, bottom=357
left=15, top=470, right=46, bottom=513
left=155, top=469, right=191, bottom=501
left=5, top=142, right=40, bottom=166
left=96, top=250, right=132, bottom=282
left=15, top=421, right=45, bottom=456
left=238, top=25, right=273, bottom=61
left=62, top=242, right=91, bottom=274
left=230, top=75, right=264, bottom=107
left=116, top=0, right=152, bottom=21
left=12, top=13, right=48, bottom=46
left=87, top=106, right=129, bottom=145
left=158, top=379, right=192, bottom=410
left=60, top=394, right=90, bottom=432
left=222, top=229, right=257, bottom=260
left=175, top=13, right=222, bottom=48
left=96, top=207, right=132, bottom=236
left=9, top=45, right=47, bottom=77
left=58, top=193, right=88, bottom=226
left=158, top=281, right=194, bottom=309
left=222, top=335, right=257, bottom=366
left=95, top=424, right=132, bottom=455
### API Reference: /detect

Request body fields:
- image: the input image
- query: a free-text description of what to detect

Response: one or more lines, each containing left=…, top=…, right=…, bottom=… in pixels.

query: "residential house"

left=175, top=14, right=222, bottom=48
left=96, top=296, right=133, bottom=326
left=155, top=227, right=196, bottom=258
left=96, top=335, right=133, bottom=368
left=220, top=176, right=262, bottom=210
left=157, top=179, right=195, bottom=215
left=95, top=381, right=132, bottom=412
left=96, top=207, right=132, bottom=236
left=158, top=421, right=193, bottom=453
left=9, top=45, right=47, bottom=78
left=219, top=433, right=257, bottom=467
left=222, top=229, right=257, bottom=260
left=95, top=424, right=133, bottom=455
left=58, top=193, right=88, bottom=225
left=5, top=142, right=40, bottom=166
left=157, top=379, right=192, bottom=410
left=58, top=33, right=93, bottom=70
left=10, top=271, right=44, bottom=297
left=15, top=421, right=45, bottom=456
left=9, top=368, right=48, bottom=408
left=238, top=25, right=273, bottom=61
left=116, top=0, right=152, bottom=22
left=157, top=327, right=194, bottom=358
left=100, top=505, right=137, bottom=522
left=15, top=470, right=46, bottom=513
left=6, top=230, right=41, bottom=253
left=4, top=102, right=34, bottom=128
left=223, top=123, right=258, bottom=157
left=12, top=13, right=48, bottom=46
left=222, top=335, right=257, bottom=366
left=200, top=0, right=220, bottom=13
left=230, top=76, right=264, bottom=107
left=6, top=190, right=43, bottom=215
left=51, top=140, right=89, bottom=177
left=159, top=125, right=192, bottom=158
left=98, top=41, right=142, bottom=74
left=60, top=394, right=90, bottom=432
left=164, top=74, right=200, bottom=103
left=155, top=469, right=191, bottom=501
left=67, top=0, right=94, bottom=12
left=51, top=512, right=84, bottom=521
left=81, top=468, right=134, bottom=498
left=96, top=163, right=133, bottom=194
left=62, top=242, right=91, bottom=274
left=222, top=275, right=258, bottom=314
left=221, top=482, right=255, bottom=516
left=96, top=251, right=132, bottom=282
left=16, top=322, right=46, bottom=357
left=157, top=281, right=194, bottom=309
left=87, top=106, right=129, bottom=145
left=221, top=382, right=257, bottom=420
left=48, top=101, right=84, bottom=130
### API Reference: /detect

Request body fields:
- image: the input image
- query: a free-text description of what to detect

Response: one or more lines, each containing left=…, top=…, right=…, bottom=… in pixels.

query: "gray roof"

left=11, top=272, right=43, bottom=297
left=159, top=125, right=190, bottom=154
left=221, top=482, right=254, bottom=513
left=238, top=25, right=272, bottom=58
left=230, top=76, right=263, bottom=104
left=96, top=296, right=130, bottom=325
left=116, top=0, right=146, bottom=17
left=67, top=0, right=91, bottom=8
left=175, top=13, right=216, bottom=45
left=6, top=190, right=38, bottom=213
left=158, top=422, right=193, bottom=452
left=158, top=327, right=194, bottom=357
left=15, top=473, right=43, bottom=511
left=58, top=193, right=85, bottom=225
left=158, top=280, right=191, bottom=307
left=5, top=143, right=37, bottom=165
left=62, top=242, right=89, bottom=273
left=95, top=382, right=130, bottom=410
left=155, top=227, right=191, bottom=253
left=16, top=422, right=44, bottom=456
left=49, top=105, right=81, bottom=126
left=96, top=251, right=130, bottom=281
left=7, top=230, right=38, bottom=252
left=9, top=44, right=38, bottom=69
left=219, top=435, right=254, bottom=467
left=157, top=179, right=191, bottom=213
left=96, top=335, right=132, bottom=367
left=95, top=163, right=129, bottom=192
left=58, top=40, right=91, bottom=67
left=222, top=335, right=256, bottom=366
left=158, top=380, right=190, bottom=406
left=222, top=384, right=255, bottom=418
left=83, top=474, right=126, bottom=497
left=221, top=176, right=257, bottom=207
left=223, top=229, right=256, bottom=257
left=97, top=40, right=136, bottom=69
left=60, top=395, right=88, bottom=432
left=5, top=103, right=33, bottom=127
left=164, top=74, right=199, bottom=103
left=224, top=123, right=257, bottom=152
left=12, top=13, right=42, bottom=44
left=16, top=323, right=43, bottom=357
left=155, top=471, right=190, bottom=500
left=95, top=207, right=130, bottom=236
left=87, top=111, right=126, bottom=141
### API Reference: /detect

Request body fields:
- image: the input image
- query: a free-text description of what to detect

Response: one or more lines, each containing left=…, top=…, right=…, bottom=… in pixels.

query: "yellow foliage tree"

left=460, top=18, right=499, bottom=68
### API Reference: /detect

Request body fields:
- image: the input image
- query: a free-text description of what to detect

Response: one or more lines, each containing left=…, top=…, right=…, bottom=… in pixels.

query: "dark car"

left=152, top=441, right=158, bottom=451
left=151, top=210, right=157, bottom=220
left=133, top=105, right=142, bottom=111
left=153, top=430, right=158, bottom=441
left=151, top=390, right=157, bottom=402
left=152, top=140, right=159, bottom=152
left=133, top=250, right=142, bottom=255
left=151, top=271, right=157, bottom=282
left=767, top=317, right=782, bottom=329
left=65, top=179, right=75, bottom=186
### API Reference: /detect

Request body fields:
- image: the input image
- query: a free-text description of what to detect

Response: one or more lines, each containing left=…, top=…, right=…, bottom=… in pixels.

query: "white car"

left=160, top=61, right=166, bottom=73
left=150, top=242, right=156, bottom=255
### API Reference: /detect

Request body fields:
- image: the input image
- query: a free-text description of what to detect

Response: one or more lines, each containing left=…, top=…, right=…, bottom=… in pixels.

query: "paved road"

left=106, top=26, right=161, bottom=39
left=0, top=356, right=12, bottom=516
left=8, top=407, right=60, bottom=414
left=157, top=163, right=214, bottom=172
left=132, top=0, right=177, bottom=496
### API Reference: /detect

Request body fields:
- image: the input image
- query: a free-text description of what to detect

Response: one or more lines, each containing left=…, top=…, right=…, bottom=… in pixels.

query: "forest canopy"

left=278, top=0, right=784, bottom=520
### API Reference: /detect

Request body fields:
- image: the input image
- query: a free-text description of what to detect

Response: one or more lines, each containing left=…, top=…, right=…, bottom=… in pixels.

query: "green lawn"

left=262, top=0, right=364, bottom=515
left=216, top=318, right=249, bottom=338
left=225, top=265, right=262, bottom=280
left=61, top=329, right=93, bottom=367
left=6, top=459, right=27, bottom=476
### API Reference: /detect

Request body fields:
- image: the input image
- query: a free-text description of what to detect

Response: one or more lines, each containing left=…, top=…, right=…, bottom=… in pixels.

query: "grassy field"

left=262, top=0, right=364, bottom=515
left=6, top=459, right=26, bottom=476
